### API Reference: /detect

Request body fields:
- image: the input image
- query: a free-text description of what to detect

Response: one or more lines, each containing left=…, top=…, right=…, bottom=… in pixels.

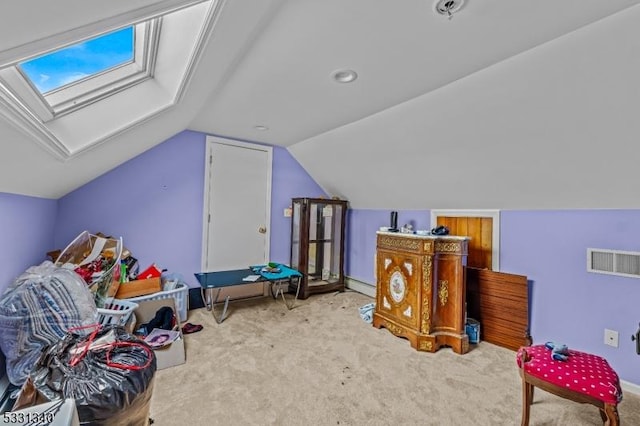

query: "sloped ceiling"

left=289, top=4, right=640, bottom=209
left=0, top=0, right=639, bottom=209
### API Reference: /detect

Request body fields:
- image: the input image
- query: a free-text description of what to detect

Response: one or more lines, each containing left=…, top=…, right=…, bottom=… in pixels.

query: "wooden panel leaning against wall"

left=466, top=267, right=531, bottom=351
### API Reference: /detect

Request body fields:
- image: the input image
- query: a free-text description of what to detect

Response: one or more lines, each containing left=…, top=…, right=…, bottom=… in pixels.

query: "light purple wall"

left=500, top=209, right=640, bottom=385
left=0, top=192, right=57, bottom=293
left=345, top=209, right=431, bottom=283
left=54, top=130, right=324, bottom=288
left=346, top=207, right=640, bottom=385
left=55, top=130, right=206, bottom=288
left=269, top=147, right=326, bottom=264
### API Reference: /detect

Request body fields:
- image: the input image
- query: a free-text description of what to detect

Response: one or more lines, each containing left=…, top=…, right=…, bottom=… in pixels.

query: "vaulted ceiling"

left=1, top=0, right=639, bottom=209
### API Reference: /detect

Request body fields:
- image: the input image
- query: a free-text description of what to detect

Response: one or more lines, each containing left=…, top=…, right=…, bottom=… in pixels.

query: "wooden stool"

left=517, top=344, right=622, bottom=425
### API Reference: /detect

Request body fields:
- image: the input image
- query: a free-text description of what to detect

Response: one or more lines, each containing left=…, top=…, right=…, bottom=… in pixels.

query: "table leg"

left=292, top=276, right=301, bottom=304
left=211, top=288, right=231, bottom=324
left=200, top=287, right=213, bottom=311
left=269, top=281, right=278, bottom=299
left=274, top=276, right=300, bottom=310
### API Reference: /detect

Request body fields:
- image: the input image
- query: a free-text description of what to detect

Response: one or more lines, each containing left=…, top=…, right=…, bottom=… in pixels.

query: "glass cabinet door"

left=291, top=202, right=301, bottom=270
left=307, top=201, right=337, bottom=286
left=290, top=197, right=347, bottom=299
left=328, top=203, right=343, bottom=282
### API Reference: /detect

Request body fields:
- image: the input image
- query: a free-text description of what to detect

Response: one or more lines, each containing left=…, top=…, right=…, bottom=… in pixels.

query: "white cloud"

left=57, top=72, right=89, bottom=87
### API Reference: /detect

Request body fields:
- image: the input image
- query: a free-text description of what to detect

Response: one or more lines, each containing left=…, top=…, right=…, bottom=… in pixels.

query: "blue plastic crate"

left=466, top=318, right=480, bottom=344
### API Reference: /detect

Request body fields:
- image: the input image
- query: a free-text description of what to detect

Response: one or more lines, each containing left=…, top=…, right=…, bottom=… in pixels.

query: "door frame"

left=430, top=209, right=500, bottom=271
left=201, top=135, right=273, bottom=271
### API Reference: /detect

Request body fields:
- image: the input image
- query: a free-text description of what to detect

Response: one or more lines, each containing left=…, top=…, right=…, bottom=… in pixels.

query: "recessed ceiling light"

left=332, top=69, right=358, bottom=83
left=254, top=125, right=269, bottom=131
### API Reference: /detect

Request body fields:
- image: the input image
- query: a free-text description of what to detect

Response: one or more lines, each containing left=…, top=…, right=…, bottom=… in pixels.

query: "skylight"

left=2, top=20, right=159, bottom=119
left=0, top=0, right=220, bottom=160
left=19, top=27, right=134, bottom=94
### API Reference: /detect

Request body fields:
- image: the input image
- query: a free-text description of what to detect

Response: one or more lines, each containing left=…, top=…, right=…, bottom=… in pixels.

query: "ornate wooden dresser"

left=372, top=231, right=470, bottom=354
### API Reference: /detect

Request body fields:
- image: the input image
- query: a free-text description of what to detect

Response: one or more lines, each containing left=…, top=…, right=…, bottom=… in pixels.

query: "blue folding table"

left=194, top=264, right=302, bottom=323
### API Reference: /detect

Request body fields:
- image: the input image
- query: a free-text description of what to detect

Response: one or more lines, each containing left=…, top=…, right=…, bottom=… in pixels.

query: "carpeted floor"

left=149, top=290, right=640, bottom=425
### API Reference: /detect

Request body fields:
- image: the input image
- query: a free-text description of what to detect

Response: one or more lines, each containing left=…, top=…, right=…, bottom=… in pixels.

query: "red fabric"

left=517, top=344, right=622, bottom=405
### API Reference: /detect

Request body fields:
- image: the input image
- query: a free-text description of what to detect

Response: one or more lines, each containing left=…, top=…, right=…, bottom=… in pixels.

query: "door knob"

left=258, top=226, right=267, bottom=234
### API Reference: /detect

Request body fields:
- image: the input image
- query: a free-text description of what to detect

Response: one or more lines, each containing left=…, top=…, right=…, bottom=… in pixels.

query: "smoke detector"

left=433, top=0, right=465, bottom=19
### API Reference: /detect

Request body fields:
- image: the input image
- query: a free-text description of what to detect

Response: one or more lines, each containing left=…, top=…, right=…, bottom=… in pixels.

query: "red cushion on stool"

left=517, top=344, right=622, bottom=405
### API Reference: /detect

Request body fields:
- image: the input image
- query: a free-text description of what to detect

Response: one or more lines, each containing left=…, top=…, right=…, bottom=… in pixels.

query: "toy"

left=545, top=341, right=570, bottom=361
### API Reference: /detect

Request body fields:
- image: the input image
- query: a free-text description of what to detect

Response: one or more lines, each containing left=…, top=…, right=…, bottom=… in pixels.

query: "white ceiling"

left=1, top=0, right=639, bottom=209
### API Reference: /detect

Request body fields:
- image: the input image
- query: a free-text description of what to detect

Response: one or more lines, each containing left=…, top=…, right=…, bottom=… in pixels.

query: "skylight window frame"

left=18, top=26, right=137, bottom=96
left=0, top=0, right=219, bottom=160
left=37, top=19, right=161, bottom=117
left=0, top=19, right=161, bottom=122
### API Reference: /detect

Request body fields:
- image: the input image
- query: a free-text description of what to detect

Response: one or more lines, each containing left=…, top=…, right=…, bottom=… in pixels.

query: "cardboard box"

left=134, top=298, right=185, bottom=370
left=115, top=277, right=161, bottom=299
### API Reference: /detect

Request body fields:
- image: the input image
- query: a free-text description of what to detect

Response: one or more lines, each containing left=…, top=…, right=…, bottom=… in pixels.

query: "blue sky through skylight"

left=19, top=27, right=134, bottom=94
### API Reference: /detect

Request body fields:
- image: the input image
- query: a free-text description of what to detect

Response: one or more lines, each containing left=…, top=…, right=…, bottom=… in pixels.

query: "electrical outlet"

left=604, top=329, right=619, bottom=347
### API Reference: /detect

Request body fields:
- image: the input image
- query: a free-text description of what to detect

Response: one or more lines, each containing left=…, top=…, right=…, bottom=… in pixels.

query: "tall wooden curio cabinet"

left=290, top=197, right=348, bottom=299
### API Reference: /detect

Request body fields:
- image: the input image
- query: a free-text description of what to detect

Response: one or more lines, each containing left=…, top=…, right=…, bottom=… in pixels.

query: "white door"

left=203, top=136, right=272, bottom=275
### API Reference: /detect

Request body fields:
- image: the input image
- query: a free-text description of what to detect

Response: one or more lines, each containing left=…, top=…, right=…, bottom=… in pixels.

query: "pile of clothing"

left=0, top=261, right=98, bottom=386
left=0, top=258, right=157, bottom=425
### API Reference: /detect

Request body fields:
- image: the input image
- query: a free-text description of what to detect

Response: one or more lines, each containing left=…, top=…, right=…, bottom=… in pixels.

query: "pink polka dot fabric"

left=517, top=344, right=622, bottom=405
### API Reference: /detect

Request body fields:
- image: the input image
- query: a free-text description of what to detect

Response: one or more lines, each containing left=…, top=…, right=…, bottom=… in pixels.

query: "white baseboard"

left=345, top=277, right=375, bottom=298
left=621, top=380, right=640, bottom=395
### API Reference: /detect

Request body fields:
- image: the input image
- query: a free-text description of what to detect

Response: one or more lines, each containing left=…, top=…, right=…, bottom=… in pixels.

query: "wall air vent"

left=587, top=248, right=640, bottom=278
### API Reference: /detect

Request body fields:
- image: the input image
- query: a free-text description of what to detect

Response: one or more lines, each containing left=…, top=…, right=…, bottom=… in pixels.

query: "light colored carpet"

left=149, top=290, right=640, bottom=425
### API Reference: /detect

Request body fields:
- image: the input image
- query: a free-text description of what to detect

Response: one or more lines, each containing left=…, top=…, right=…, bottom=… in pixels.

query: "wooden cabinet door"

left=433, top=253, right=466, bottom=334
left=376, top=250, right=421, bottom=330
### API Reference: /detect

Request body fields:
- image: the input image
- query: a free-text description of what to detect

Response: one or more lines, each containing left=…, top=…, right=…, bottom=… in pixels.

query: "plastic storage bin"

left=97, top=299, right=138, bottom=326
left=55, top=231, right=123, bottom=309
left=125, top=283, right=188, bottom=322
left=466, top=318, right=481, bottom=344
